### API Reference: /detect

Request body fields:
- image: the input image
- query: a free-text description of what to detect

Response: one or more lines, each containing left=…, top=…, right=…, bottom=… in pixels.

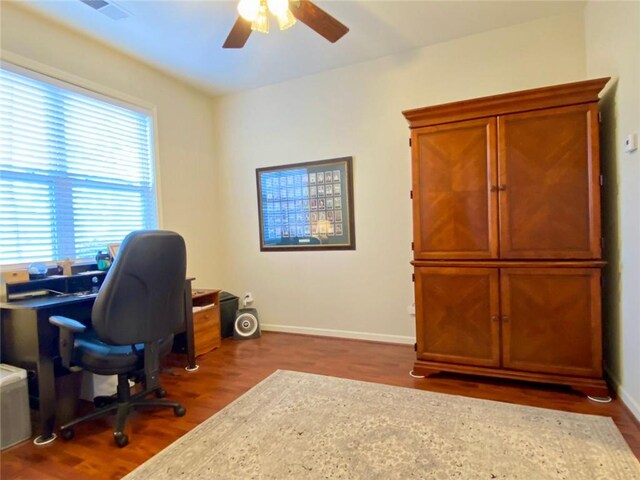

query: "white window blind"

left=0, top=66, right=158, bottom=265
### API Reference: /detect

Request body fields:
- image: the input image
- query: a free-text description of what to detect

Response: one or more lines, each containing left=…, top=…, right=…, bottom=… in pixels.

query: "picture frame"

left=108, top=243, right=120, bottom=259
left=256, top=156, right=355, bottom=251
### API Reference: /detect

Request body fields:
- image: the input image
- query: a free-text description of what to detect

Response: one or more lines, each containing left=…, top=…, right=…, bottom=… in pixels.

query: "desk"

left=0, top=279, right=197, bottom=445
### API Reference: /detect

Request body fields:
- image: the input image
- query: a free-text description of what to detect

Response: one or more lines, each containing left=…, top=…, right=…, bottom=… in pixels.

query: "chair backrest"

left=92, top=230, right=187, bottom=345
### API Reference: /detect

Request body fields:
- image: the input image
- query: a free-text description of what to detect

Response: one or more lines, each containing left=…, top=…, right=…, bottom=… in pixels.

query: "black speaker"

left=233, top=308, right=261, bottom=340
left=219, top=291, right=239, bottom=338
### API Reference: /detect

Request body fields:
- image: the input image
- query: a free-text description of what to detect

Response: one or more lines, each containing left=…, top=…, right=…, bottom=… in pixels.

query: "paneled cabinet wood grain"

left=404, top=78, right=610, bottom=397
left=411, top=118, right=498, bottom=259
left=410, top=104, right=601, bottom=260
left=497, top=105, right=601, bottom=259
left=501, top=268, right=602, bottom=377
left=415, top=267, right=602, bottom=381
left=192, top=289, right=221, bottom=356
left=414, top=267, right=500, bottom=367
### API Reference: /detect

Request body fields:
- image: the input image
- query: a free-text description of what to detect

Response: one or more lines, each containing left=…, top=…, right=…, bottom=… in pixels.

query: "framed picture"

left=256, top=156, right=355, bottom=251
left=108, top=243, right=120, bottom=259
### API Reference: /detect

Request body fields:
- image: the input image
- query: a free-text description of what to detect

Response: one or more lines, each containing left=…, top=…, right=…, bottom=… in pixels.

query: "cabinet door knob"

left=501, top=315, right=510, bottom=322
left=491, top=315, right=499, bottom=322
left=490, top=185, right=498, bottom=192
left=498, top=184, right=507, bottom=191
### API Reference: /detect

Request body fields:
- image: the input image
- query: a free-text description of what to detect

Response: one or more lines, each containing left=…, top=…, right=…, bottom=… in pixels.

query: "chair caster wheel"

left=174, top=406, right=186, bottom=417
left=114, top=432, right=129, bottom=448
left=61, top=428, right=74, bottom=441
left=155, top=388, right=166, bottom=398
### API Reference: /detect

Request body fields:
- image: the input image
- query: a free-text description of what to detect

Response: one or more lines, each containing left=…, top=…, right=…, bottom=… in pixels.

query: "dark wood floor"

left=1, top=332, right=639, bottom=479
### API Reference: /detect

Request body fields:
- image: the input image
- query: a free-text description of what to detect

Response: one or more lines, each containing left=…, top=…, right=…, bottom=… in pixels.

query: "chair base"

left=60, top=373, right=185, bottom=447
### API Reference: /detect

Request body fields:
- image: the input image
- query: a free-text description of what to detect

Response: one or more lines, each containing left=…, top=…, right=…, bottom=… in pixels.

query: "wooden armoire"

left=402, top=78, right=610, bottom=397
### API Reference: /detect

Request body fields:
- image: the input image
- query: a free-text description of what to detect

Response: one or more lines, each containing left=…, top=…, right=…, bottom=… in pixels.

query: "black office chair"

left=49, top=230, right=187, bottom=447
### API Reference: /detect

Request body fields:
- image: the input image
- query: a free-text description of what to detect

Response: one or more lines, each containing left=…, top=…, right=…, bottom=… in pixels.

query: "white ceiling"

left=20, top=1, right=585, bottom=95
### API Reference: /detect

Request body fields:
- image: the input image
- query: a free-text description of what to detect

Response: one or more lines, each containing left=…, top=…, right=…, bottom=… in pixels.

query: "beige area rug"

left=124, top=370, right=640, bottom=479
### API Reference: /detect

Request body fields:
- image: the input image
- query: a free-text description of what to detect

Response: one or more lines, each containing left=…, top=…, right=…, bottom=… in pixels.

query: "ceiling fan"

left=223, top=0, right=349, bottom=49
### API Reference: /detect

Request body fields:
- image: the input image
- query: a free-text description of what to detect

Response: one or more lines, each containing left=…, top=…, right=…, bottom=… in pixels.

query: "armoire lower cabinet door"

left=415, top=267, right=500, bottom=367
left=501, top=268, right=602, bottom=377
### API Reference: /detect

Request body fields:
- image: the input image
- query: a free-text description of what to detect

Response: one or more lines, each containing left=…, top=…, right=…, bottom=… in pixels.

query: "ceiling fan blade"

left=223, top=16, right=252, bottom=48
left=290, top=0, right=349, bottom=43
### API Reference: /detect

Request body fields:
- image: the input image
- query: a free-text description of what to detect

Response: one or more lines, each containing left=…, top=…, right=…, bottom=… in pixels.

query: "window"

left=0, top=65, right=158, bottom=265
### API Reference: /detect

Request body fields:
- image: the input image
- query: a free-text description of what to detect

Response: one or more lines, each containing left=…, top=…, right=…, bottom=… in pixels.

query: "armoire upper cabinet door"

left=412, top=118, right=498, bottom=259
left=498, top=104, right=601, bottom=259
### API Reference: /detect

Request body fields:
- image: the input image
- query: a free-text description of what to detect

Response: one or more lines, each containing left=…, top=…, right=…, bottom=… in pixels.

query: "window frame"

left=0, top=55, right=164, bottom=268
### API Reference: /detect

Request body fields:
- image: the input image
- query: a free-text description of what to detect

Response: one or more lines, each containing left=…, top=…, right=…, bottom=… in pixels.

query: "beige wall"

left=0, top=2, right=222, bottom=288
left=214, top=13, right=587, bottom=343
left=585, top=1, right=640, bottom=419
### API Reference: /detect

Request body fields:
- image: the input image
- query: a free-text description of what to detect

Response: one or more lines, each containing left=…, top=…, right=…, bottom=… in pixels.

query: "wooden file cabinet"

left=192, top=289, right=221, bottom=356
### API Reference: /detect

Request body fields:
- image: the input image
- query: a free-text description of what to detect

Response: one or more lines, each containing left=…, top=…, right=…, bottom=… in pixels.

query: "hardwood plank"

left=1, top=332, right=638, bottom=479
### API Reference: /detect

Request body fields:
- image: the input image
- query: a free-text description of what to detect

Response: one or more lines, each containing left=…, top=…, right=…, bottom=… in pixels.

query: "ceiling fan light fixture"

left=251, top=2, right=269, bottom=34
left=276, top=8, right=296, bottom=31
left=224, top=0, right=349, bottom=48
left=238, top=0, right=260, bottom=21
left=266, top=0, right=288, bottom=17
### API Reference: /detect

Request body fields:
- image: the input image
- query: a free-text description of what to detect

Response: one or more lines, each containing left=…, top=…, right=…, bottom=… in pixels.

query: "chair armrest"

left=49, top=315, right=87, bottom=333
left=49, top=315, right=86, bottom=369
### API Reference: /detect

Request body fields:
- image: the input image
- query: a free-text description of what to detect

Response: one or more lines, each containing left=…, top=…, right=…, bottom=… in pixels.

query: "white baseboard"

left=260, top=323, right=414, bottom=345
left=605, top=367, right=640, bottom=422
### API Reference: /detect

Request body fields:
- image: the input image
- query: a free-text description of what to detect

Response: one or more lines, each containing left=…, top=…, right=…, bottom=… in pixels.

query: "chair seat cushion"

left=73, top=329, right=174, bottom=375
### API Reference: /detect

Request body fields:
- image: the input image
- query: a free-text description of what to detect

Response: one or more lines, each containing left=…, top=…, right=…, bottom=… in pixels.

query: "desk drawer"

left=193, top=304, right=220, bottom=356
